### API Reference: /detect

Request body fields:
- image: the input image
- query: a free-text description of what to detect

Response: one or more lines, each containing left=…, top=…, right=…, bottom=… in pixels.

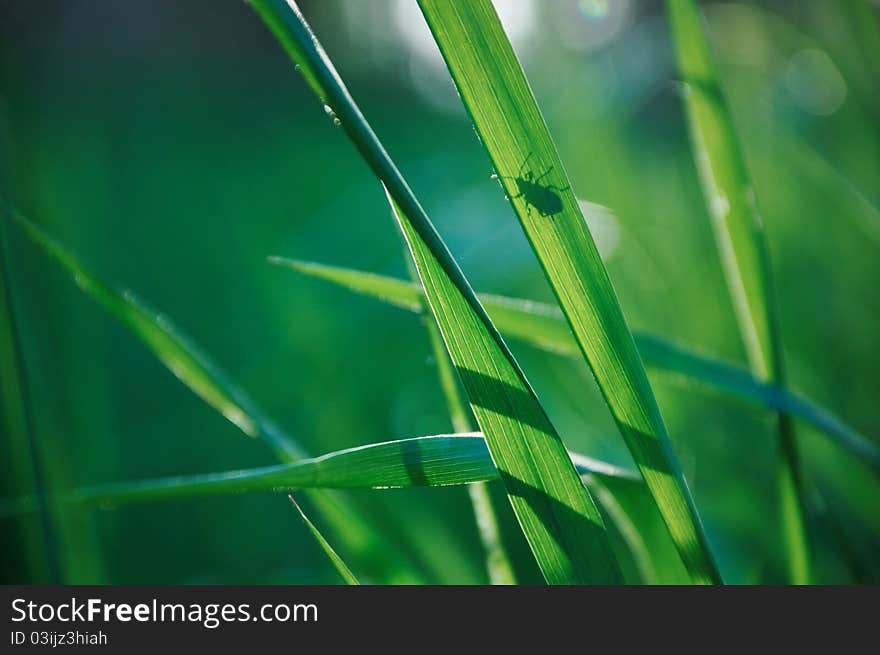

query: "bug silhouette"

left=494, top=153, right=570, bottom=218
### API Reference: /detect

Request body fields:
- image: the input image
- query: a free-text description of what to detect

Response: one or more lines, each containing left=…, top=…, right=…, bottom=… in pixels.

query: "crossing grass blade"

left=415, top=0, right=719, bottom=583
left=4, top=205, right=430, bottom=584
left=0, top=434, right=639, bottom=513
left=667, top=0, right=810, bottom=583
left=250, top=0, right=624, bottom=584
left=288, top=496, right=359, bottom=585
left=393, top=201, right=514, bottom=584
left=387, top=190, right=622, bottom=584
left=408, top=254, right=516, bottom=584
left=272, top=259, right=880, bottom=472
left=0, top=430, right=670, bottom=583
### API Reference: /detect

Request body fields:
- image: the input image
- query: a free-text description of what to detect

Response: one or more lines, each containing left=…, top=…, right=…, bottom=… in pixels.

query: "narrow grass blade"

left=251, top=0, right=623, bottom=584
left=271, top=258, right=880, bottom=471
left=786, top=131, right=880, bottom=246
left=289, top=495, right=359, bottom=585
left=1, top=211, right=108, bottom=582
left=584, top=477, right=656, bottom=584
left=0, top=434, right=639, bottom=513
left=4, top=205, right=431, bottom=584
left=809, top=488, right=879, bottom=584
left=6, top=205, right=301, bottom=461
left=667, top=0, right=810, bottom=583
left=0, top=220, right=56, bottom=582
left=416, top=0, right=719, bottom=583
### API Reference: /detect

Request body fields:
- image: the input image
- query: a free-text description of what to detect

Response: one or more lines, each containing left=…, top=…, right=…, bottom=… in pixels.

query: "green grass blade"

left=288, top=495, right=359, bottom=585
left=5, top=431, right=665, bottom=582
left=667, top=0, right=810, bottom=583
left=1, top=211, right=108, bottom=583
left=4, top=205, right=432, bottom=584
left=584, top=477, right=656, bottom=584
left=272, top=260, right=880, bottom=472
left=2, top=430, right=669, bottom=583
left=416, top=0, right=719, bottom=584
left=387, top=191, right=622, bottom=584
left=251, top=0, right=623, bottom=584
left=464, top=480, right=515, bottom=585
left=0, top=221, right=56, bottom=582
left=0, top=434, right=639, bottom=513
left=786, top=131, right=880, bottom=246
left=412, top=257, right=516, bottom=584
left=7, top=206, right=302, bottom=462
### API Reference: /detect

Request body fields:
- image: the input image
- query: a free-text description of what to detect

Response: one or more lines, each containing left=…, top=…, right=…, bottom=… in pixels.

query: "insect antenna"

left=491, top=152, right=536, bottom=182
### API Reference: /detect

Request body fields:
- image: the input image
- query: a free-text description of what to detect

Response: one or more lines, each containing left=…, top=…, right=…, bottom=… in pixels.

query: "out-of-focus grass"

left=0, top=0, right=877, bottom=584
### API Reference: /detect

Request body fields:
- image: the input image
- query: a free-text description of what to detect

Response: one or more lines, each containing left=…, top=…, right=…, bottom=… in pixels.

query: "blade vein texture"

left=0, top=434, right=639, bottom=511
left=416, top=0, right=719, bottom=583
left=250, top=0, right=622, bottom=584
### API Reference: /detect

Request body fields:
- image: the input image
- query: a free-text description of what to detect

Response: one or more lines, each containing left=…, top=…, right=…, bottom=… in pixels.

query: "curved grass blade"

left=415, top=0, right=719, bottom=583
left=1, top=431, right=668, bottom=582
left=4, top=432, right=672, bottom=582
left=4, top=206, right=431, bottom=584
left=250, top=0, right=623, bottom=584
left=0, top=434, right=639, bottom=513
left=667, top=0, right=810, bottom=583
left=7, top=206, right=300, bottom=461
left=289, top=495, right=359, bottom=585
left=271, top=258, right=880, bottom=471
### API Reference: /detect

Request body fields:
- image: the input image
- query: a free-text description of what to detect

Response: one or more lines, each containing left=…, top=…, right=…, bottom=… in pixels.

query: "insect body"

left=495, top=153, right=570, bottom=218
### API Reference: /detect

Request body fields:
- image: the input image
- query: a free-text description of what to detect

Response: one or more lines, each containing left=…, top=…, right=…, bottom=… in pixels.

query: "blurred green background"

left=1, top=0, right=877, bottom=584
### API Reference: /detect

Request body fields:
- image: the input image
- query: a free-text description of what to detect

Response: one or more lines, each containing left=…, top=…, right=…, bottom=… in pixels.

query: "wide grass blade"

left=5, top=205, right=430, bottom=584
left=272, top=259, right=880, bottom=472
left=388, top=191, right=622, bottom=584
left=409, top=254, right=515, bottom=584
left=251, top=0, right=624, bottom=584
left=289, top=496, right=359, bottom=585
left=416, top=0, right=719, bottom=583
left=667, top=0, right=810, bottom=583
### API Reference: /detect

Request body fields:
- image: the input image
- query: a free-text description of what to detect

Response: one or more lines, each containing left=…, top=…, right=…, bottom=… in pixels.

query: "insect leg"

left=546, top=184, right=571, bottom=193
left=535, top=165, right=555, bottom=183
left=518, top=152, right=535, bottom=177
